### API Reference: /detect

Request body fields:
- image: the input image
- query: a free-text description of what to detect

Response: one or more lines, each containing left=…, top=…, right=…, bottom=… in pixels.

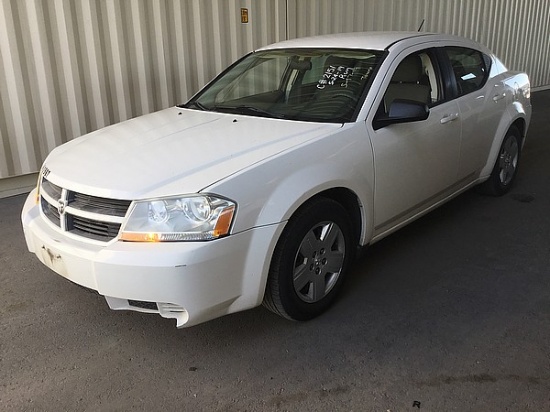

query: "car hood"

left=44, top=107, right=341, bottom=199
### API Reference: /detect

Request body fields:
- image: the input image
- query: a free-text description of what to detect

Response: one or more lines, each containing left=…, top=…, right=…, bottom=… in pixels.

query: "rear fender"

left=479, top=113, right=524, bottom=179
left=479, top=73, right=530, bottom=179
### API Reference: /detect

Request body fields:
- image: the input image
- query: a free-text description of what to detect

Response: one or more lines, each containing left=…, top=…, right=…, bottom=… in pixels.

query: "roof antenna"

left=417, top=19, right=425, bottom=32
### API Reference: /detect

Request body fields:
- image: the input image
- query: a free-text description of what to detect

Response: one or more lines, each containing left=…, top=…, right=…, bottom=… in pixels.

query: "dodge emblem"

left=57, top=198, right=67, bottom=215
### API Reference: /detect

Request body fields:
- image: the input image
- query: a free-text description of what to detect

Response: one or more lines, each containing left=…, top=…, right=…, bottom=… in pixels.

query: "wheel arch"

left=479, top=115, right=525, bottom=179
left=262, top=193, right=360, bottom=320
left=311, top=187, right=363, bottom=247
left=269, top=182, right=369, bottom=250
left=511, top=117, right=527, bottom=147
left=253, top=183, right=369, bottom=310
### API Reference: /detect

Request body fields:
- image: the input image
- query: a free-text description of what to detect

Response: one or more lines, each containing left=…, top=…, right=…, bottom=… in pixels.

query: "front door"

left=369, top=49, right=462, bottom=236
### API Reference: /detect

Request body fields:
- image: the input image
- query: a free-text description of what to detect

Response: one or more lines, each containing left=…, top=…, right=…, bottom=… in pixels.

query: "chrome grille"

left=39, top=176, right=131, bottom=242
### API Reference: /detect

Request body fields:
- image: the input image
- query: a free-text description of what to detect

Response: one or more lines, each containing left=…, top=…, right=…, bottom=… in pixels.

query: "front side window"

left=381, top=49, right=442, bottom=115
left=185, top=49, right=384, bottom=123
left=445, top=47, right=490, bottom=96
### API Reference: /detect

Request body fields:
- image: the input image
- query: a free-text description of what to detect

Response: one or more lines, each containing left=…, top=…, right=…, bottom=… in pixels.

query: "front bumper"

left=21, top=190, right=283, bottom=327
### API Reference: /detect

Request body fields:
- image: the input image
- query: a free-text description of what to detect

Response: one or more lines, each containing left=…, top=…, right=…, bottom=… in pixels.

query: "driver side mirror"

left=373, top=99, right=429, bottom=130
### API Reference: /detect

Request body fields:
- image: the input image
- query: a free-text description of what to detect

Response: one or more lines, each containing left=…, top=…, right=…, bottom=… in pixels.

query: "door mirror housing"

left=373, top=99, right=430, bottom=130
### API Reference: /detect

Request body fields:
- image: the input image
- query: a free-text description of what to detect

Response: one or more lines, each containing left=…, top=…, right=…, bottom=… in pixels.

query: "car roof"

left=257, top=32, right=493, bottom=58
left=258, top=31, right=439, bottom=52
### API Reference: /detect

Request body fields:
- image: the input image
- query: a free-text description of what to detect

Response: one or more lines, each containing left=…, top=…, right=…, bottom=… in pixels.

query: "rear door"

left=442, top=46, right=504, bottom=181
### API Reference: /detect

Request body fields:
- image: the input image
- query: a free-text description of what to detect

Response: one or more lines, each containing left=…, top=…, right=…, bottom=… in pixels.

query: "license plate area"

left=39, top=244, right=69, bottom=278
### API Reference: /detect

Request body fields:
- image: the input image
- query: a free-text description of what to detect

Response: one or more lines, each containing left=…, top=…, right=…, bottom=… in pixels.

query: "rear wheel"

left=477, top=126, right=521, bottom=196
left=263, top=197, right=354, bottom=321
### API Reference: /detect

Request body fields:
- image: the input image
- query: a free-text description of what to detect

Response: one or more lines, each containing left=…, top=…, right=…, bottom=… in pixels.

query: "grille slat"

left=41, top=196, right=61, bottom=227
left=69, top=192, right=130, bottom=217
left=69, top=215, right=122, bottom=241
left=40, top=177, right=131, bottom=242
left=41, top=179, right=63, bottom=200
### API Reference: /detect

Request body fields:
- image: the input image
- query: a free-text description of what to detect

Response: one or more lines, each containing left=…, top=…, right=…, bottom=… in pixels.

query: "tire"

left=477, top=125, right=522, bottom=196
left=263, top=197, right=355, bottom=321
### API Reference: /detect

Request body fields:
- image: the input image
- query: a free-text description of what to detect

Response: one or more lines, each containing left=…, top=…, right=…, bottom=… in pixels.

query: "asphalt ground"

left=1, top=90, right=549, bottom=411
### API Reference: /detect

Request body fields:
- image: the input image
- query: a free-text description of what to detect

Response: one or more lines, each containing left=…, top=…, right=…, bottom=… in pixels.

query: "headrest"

left=289, top=58, right=312, bottom=71
left=392, top=54, right=423, bottom=83
left=324, top=56, right=355, bottom=69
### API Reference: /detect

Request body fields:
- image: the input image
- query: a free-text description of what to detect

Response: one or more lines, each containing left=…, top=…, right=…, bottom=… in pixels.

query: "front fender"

left=207, top=123, right=375, bottom=243
left=256, top=161, right=373, bottom=242
left=204, top=123, right=374, bottom=306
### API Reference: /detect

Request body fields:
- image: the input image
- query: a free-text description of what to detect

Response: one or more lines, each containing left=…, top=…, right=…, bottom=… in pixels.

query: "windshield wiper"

left=184, top=101, right=209, bottom=111
left=210, top=105, right=286, bottom=119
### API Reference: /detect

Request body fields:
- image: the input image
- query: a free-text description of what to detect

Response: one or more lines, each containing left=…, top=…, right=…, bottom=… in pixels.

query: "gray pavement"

left=1, top=91, right=549, bottom=411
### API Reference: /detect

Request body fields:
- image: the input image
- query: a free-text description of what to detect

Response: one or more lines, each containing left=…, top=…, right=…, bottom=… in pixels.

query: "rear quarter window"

left=445, top=47, right=490, bottom=96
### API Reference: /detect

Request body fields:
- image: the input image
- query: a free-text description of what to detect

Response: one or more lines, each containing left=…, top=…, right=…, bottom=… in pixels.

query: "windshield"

left=184, top=48, right=384, bottom=123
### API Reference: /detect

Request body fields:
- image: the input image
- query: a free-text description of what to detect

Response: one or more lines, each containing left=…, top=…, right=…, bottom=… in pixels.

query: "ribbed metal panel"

left=0, top=0, right=548, bottom=183
left=287, top=0, right=550, bottom=88
left=0, top=0, right=286, bottom=179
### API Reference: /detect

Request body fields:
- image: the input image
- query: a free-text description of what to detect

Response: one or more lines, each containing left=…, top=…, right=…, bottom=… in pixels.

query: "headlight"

left=120, top=195, right=236, bottom=242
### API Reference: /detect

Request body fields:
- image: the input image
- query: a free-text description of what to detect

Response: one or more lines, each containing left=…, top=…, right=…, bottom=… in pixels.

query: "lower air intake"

left=128, top=300, right=158, bottom=311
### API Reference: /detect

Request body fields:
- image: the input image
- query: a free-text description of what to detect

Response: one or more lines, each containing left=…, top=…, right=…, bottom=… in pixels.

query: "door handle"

left=493, top=93, right=506, bottom=102
left=440, top=113, right=459, bottom=124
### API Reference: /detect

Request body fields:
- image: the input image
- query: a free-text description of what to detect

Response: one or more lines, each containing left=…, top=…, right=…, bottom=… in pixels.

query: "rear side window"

left=445, top=47, right=490, bottom=96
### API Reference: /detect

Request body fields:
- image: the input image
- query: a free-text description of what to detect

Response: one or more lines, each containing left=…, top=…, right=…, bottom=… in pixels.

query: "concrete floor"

left=1, top=91, right=549, bottom=411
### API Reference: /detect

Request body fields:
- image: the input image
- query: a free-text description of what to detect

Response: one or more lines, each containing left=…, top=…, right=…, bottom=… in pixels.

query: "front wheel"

left=263, top=197, right=355, bottom=321
left=477, top=125, right=522, bottom=196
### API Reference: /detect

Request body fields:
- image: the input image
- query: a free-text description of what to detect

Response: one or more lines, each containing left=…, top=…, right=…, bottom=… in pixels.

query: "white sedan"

left=22, top=32, right=531, bottom=327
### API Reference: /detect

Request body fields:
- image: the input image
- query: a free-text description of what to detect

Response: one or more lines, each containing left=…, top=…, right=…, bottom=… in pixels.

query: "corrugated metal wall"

left=0, top=0, right=286, bottom=182
left=1, top=0, right=549, bottom=189
left=287, top=0, right=550, bottom=89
